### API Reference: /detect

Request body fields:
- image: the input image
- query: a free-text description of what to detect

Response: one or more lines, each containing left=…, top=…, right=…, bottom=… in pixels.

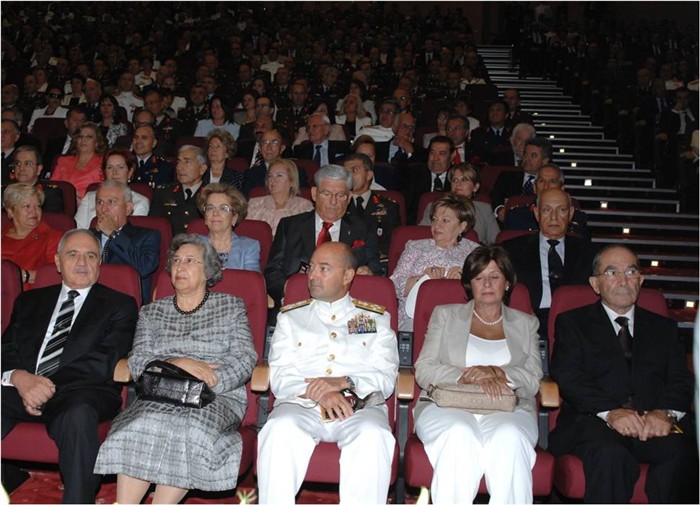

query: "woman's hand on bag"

left=458, top=365, right=504, bottom=384
left=168, top=358, right=220, bottom=387
left=477, top=378, right=509, bottom=401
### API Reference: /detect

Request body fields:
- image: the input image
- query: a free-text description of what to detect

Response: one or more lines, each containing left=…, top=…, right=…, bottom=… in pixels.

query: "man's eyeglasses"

left=596, top=268, right=641, bottom=279
left=317, top=191, right=349, bottom=201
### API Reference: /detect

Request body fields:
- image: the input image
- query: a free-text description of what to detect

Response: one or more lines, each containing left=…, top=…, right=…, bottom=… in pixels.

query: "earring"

left=505, top=285, right=510, bottom=291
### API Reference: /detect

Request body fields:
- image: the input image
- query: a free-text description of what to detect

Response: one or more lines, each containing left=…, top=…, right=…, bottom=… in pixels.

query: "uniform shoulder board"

left=280, top=298, right=313, bottom=313
left=352, top=299, right=385, bottom=314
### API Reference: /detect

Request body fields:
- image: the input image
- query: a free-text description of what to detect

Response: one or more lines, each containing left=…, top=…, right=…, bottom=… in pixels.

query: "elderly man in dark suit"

left=550, top=245, right=697, bottom=503
left=502, top=188, right=597, bottom=340
left=1, top=229, right=138, bottom=503
left=7, top=145, right=64, bottom=213
left=293, top=113, right=350, bottom=166
left=265, top=164, right=382, bottom=308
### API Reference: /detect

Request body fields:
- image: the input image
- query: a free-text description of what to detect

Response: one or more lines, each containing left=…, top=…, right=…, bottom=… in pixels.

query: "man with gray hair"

left=150, top=145, right=207, bottom=234
left=90, top=181, right=160, bottom=303
left=265, top=164, right=382, bottom=308
left=293, top=113, right=350, bottom=165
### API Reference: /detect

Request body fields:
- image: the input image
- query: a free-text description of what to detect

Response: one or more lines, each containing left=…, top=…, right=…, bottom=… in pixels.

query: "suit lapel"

left=563, top=236, right=580, bottom=281
left=60, top=284, right=104, bottom=366
left=302, top=212, right=317, bottom=255
left=28, top=286, right=62, bottom=359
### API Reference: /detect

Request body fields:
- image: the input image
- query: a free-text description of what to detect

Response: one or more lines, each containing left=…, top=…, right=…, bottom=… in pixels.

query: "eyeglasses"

left=317, top=190, right=349, bottom=201
left=260, top=139, right=280, bottom=146
left=596, top=268, right=641, bottom=279
left=203, top=204, right=233, bottom=214
left=450, top=176, right=473, bottom=184
left=172, top=256, right=204, bottom=266
left=48, top=93, right=63, bottom=99
left=11, top=160, right=37, bottom=169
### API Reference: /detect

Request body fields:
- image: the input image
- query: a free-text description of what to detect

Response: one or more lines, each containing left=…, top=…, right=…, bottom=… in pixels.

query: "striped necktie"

left=36, top=290, right=79, bottom=377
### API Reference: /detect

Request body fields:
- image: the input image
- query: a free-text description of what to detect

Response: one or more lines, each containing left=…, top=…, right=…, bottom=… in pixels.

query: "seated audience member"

left=2, top=120, right=21, bottom=185
left=422, top=107, right=456, bottom=148
left=293, top=100, right=347, bottom=146
left=509, top=122, right=536, bottom=167
left=233, top=89, right=259, bottom=128
left=504, top=88, right=534, bottom=128
left=419, top=163, right=500, bottom=244
left=350, top=135, right=391, bottom=190
left=178, top=84, right=211, bottom=134
left=7, top=145, right=64, bottom=213
left=202, top=129, right=245, bottom=192
left=444, top=115, right=471, bottom=166
left=550, top=245, right=698, bottom=504
left=2, top=229, right=138, bottom=503
left=97, top=94, right=131, bottom=148
left=150, top=145, right=207, bottom=234
left=502, top=188, right=597, bottom=339
left=194, top=95, right=240, bottom=140
left=27, top=84, right=67, bottom=132
left=359, top=98, right=399, bottom=142
left=94, top=234, right=256, bottom=504
left=504, top=163, right=589, bottom=238
left=414, top=245, right=543, bottom=504
left=196, top=183, right=260, bottom=272
left=90, top=180, right=160, bottom=303
left=244, top=128, right=308, bottom=193
left=257, top=241, right=399, bottom=504
left=265, top=164, right=382, bottom=308
left=144, top=89, right=185, bottom=157
left=293, top=113, right=350, bottom=165
left=491, top=137, right=552, bottom=222
left=391, top=194, right=479, bottom=330
left=335, top=78, right=377, bottom=122
left=50, top=123, right=107, bottom=204
left=469, top=100, right=515, bottom=166
left=75, top=149, right=150, bottom=229
left=132, top=124, right=175, bottom=187
left=335, top=93, right=372, bottom=141
left=343, top=153, right=400, bottom=261
left=247, top=158, right=313, bottom=237
left=375, top=111, right=424, bottom=168
left=43, top=107, right=88, bottom=173
left=1, top=183, right=62, bottom=288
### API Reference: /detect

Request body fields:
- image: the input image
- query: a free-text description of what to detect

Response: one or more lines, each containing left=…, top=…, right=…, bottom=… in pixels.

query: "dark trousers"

left=570, top=414, right=698, bottom=503
left=2, top=386, right=120, bottom=504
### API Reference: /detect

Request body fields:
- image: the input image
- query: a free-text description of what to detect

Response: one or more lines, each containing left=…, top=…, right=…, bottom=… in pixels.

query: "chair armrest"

left=539, top=376, right=560, bottom=408
left=251, top=362, right=270, bottom=392
left=113, top=358, right=132, bottom=383
left=397, top=368, right=415, bottom=401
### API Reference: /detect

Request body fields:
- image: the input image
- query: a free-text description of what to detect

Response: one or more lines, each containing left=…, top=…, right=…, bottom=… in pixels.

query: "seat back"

left=496, top=229, right=537, bottom=244
left=34, top=263, right=143, bottom=309
left=481, top=165, right=519, bottom=197
left=42, top=212, right=76, bottom=232
left=176, top=136, right=206, bottom=150
left=186, top=218, right=273, bottom=270
left=416, top=192, right=441, bottom=225
left=1, top=260, right=23, bottom=333
left=376, top=189, right=407, bottom=226
left=32, top=118, right=67, bottom=152
left=227, top=156, right=249, bottom=173
left=85, top=181, right=153, bottom=202
left=40, top=179, right=76, bottom=216
left=293, top=158, right=320, bottom=186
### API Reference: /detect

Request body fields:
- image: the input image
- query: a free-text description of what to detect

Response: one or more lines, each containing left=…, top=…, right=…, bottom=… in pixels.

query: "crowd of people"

left=1, top=2, right=698, bottom=504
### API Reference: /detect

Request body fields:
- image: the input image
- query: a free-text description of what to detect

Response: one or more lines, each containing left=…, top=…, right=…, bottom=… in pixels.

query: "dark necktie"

left=547, top=239, right=564, bottom=293
left=101, top=233, right=112, bottom=262
left=615, top=316, right=633, bottom=361
left=253, top=149, right=264, bottom=168
left=313, top=145, right=322, bottom=164
left=316, top=221, right=333, bottom=247
left=523, top=175, right=535, bottom=195
left=355, top=196, right=365, bottom=217
left=138, top=159, right=145, bottom=174
left=36, top=290, right=79, bottom=376
left=433, top=174, right=444, bottom=192
left=185, top=188, right=193, bottom=200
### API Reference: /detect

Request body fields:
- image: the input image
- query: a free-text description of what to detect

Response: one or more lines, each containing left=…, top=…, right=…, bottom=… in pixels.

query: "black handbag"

left=135, top=359, right=215, bottom=408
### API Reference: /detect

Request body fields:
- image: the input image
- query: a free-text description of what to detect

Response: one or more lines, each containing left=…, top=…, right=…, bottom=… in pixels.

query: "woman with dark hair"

left=74, top=149, right=150, bottom=228
left=95, top=234, right=257, bottom=503
left=202, top=129, right=245, bottom=191
left=98, top=93, right=131, bottom=147
left=414, top=244, right=542, bottom=504
left=336, top=79, right=376, bottom=122
left=233, top=89, right=259, bottom=126
left=50, top=122, right=107, bottom=203
left=194, top=95, right=240, bottom=140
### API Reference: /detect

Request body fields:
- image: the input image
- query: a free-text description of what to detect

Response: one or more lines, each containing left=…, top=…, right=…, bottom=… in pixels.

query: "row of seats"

left=1, top=261, right=665, bottom=502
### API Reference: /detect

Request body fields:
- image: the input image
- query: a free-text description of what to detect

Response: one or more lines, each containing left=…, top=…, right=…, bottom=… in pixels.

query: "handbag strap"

left=143, top=359, right=200, bottom=381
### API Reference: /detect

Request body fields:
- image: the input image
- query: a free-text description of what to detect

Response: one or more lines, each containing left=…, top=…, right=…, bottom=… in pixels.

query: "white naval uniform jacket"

left=269, top=293, right=399, bottom=409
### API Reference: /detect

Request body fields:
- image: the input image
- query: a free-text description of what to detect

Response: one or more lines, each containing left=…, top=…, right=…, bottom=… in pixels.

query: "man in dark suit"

left=243, top=128, right=307, bottom=194
left=550, top=245, right=697, bottom=503
left=265, top=164, right=383, bottom=308
left=293, top=113, right=350, bottom=165
left=149, top=145, right=206, bottom=234
left=374, top=111, right=424, bottom=168
left=491, top=137, right=552, bottom=222
left=7, top=145, right=64, bottom=213
left=502, top=188, right=597, bottom=339
left=132, top=125, right=174, bottom=187
left=343, top=153, right=401, bottom=263
left=401, top=135, right=453, bottom=224
left=42, top=107, right=88, bottom=174
left=468, top=100, right=515, bottom=166
left=1, top=229, right=138, bottom=503
left=91, top=181, right=160, bottom=303
left=2, top=119, right=21, bottom=185
left=503, top=88, right=534, bottom=128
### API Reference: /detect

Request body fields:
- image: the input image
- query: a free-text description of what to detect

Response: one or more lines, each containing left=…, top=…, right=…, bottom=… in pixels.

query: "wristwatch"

left=344, top=376, right=356, bottom=391
left=664, top=410, right=678, bottom=424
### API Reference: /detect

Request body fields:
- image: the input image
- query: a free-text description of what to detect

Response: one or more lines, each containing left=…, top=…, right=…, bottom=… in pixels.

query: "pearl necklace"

left=473, top=309, right=503, bottom=326
left=173, top=290, right=210, bottom=315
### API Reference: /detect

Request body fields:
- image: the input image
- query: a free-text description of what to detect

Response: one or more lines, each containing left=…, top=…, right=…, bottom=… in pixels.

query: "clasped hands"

left=168, top=357, right=219, bottom=387
left=300, top=377, right=354, bottom=421
left=458, top=365, right=509, bottom=401
left=11, top=370, right=56, bottom=416
left=606, top=408, right=675, bottom=441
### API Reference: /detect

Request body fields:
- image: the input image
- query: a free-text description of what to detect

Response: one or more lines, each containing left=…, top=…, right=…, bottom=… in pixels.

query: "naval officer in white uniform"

left=257, top=241, right=399, bottom=504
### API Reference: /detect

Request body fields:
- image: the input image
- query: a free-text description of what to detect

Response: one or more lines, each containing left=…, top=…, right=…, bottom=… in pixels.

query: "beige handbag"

left=427, top=383, right=516, bottom=414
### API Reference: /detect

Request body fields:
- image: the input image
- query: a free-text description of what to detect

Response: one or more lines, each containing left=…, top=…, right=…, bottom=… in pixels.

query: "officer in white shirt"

left=257, top=241, right=399, bottom=504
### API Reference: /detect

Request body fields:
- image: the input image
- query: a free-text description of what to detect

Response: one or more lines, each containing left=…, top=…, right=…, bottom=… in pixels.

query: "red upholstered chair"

left=42, top=212, right=76, bottom=232
left=546, top=285, right=669, bottom=503
left=175, top=136, right=206, bottom=151
left=86, top=182, right=153, bottom=201
left=227, top=157, right=249, bottom=173
left=415, top=192, right=441, bottom=225
left=495, top=229, right=537, bottom=244
left=1, top=263, right=141, bottom=464
left=152, top=269, right=269, bottom=477
left=387, top=225, right=480, bottom=276
left=254, top=273, right=401, bottom=489
left=293, top=158, right=320, bottom=185
left=39, top=179, right=77, bottom=216
left=186, top=218, right=273, bottom=271
left=247, top=187, right=267, bottom=199
left=1, top=260, right=23, bottom=333
left=31, top=117, right=67, bottom=152
left=376, top=189, right=407, bottom=226
left=401, top=279, right=555, bottom=498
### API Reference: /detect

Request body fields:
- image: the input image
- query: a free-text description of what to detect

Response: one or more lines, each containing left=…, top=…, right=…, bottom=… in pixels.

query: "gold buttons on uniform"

left=325, top=368, right=333, bottom=375
left=328, top=354, right=335, bottom=361
left=330, top=332, right=337, bottom=339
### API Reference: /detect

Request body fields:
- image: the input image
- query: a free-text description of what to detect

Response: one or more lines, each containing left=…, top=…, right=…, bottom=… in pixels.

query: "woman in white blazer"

left=414, top=244, right=543, bottom=504
left=335, top=93, right=373, bottom=140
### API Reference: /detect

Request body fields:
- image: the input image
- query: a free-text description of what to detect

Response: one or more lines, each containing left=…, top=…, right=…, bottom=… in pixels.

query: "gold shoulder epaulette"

left=352, top=299, right=385, bottom=314
left=280, top=298, right=313, bottom=313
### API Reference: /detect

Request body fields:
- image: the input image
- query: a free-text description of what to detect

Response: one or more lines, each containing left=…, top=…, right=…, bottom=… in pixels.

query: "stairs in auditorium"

left=479, top=46, right=699, bottom=334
